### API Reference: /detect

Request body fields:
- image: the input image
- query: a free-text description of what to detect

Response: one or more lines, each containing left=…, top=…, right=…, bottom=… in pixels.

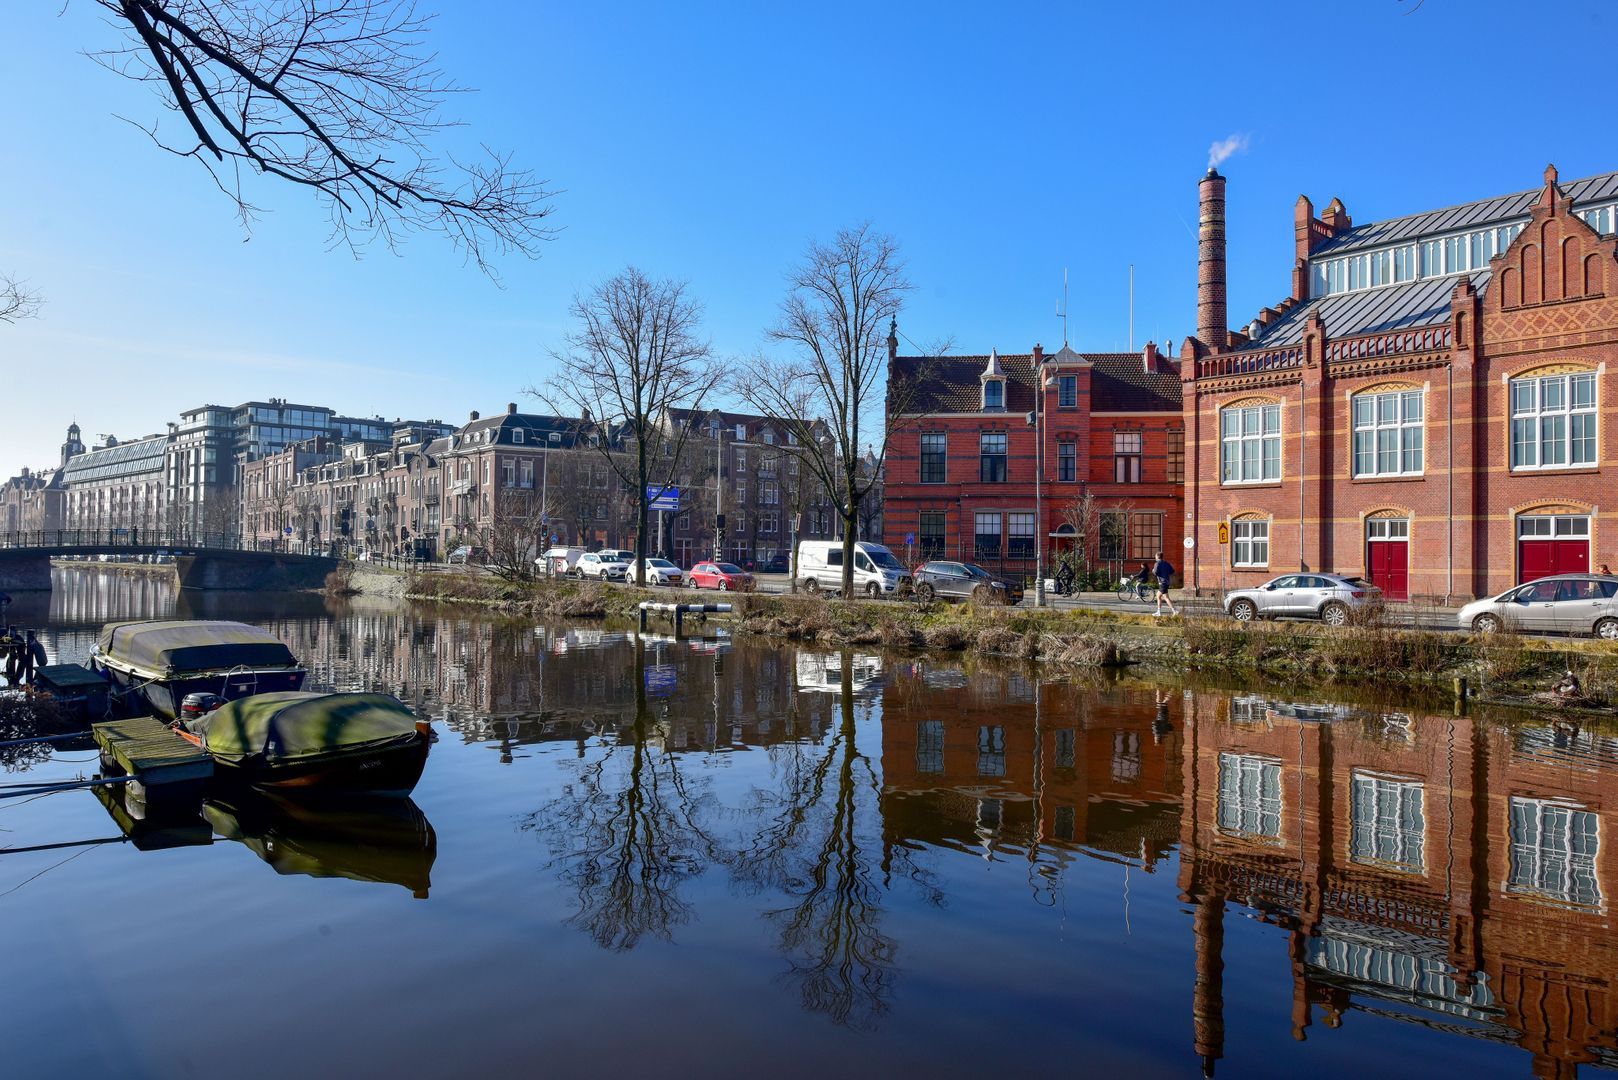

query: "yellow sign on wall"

left=1217, top=522, right=1230, bottom=545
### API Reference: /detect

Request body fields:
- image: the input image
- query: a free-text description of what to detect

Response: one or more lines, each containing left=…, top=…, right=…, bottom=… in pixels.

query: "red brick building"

left=884, top=337, right=1184, bottom=579
left=1181, top=164, right=1618, bottom=601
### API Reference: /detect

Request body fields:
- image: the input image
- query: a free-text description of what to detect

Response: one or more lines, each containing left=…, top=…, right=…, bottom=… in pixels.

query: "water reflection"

left=14, top=570, right=1618, bottom=1076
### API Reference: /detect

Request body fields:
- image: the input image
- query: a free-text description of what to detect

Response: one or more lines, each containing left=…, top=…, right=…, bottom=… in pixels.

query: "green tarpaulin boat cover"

left=96, top=620, right=298, bottom=675
left=187, top=692, right=419, bottom=764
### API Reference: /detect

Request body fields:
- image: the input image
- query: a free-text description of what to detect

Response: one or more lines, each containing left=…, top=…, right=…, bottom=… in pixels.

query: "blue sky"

left=2, top=0, right=1614, bottom=477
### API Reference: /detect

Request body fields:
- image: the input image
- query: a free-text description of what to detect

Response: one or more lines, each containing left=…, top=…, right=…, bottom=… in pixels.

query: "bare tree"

left=0, top=274, right=41, bottom=324
left=91, top=0, right=554, bottom=274
left=539, top=267, right=719, bottom=586
left=735, top=225, right=925, bottom=597
left=470, top=490, right=546, bottom=581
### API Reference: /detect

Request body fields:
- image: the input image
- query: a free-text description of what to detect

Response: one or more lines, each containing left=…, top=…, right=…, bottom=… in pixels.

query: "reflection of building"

left=1179, top=697, right=1618, bottom=1079
left=880, top=670, right=1184, bottom=865
left=795, top=652, right=884, bottom=697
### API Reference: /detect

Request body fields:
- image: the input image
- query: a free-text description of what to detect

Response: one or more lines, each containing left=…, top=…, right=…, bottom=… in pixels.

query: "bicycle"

left=1115, top=576, right=1153, bottom=603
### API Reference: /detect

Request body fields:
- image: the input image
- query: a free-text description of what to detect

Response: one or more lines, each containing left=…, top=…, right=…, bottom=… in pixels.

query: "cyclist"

left=1130, top=561, right=1153, bottom=601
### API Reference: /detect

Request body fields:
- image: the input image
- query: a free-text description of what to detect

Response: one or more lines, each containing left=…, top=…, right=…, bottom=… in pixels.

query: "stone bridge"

left=0, top=531, right=337, bottom=592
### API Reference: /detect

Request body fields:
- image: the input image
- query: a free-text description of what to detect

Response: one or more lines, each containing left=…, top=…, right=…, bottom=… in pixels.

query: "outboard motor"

left=180, top=692, right=226, bottom=722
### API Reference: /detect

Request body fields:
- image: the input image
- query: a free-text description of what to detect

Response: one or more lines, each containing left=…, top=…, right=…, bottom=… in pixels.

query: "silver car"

left=1223, top=573, right=1384, bottom=626
left=1458, top=574, right=1618, bottom=637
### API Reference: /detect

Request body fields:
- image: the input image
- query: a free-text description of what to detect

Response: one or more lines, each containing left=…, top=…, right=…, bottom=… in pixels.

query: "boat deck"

left=92, top=717, right=213, bottom=785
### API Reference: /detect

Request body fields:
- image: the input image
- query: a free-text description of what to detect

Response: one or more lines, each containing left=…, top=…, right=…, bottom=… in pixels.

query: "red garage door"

left=1518, top=514, right=1590, bottom=583
left=1366, top=517, right=1410, bottom=601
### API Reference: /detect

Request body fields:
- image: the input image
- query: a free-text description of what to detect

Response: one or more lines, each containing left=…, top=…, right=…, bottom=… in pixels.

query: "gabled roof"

left=1242, top=271, right=1490, bottom=350
left=893, top=352, right=1180, bottom=414
left=1313, top=169, right=1618, bottom=257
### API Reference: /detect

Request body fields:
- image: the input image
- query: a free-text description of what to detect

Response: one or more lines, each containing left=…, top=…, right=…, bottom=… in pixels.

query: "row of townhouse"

left=886, top=161, right=1618, bottom=601
left=241, top=404, right=874, bottom=566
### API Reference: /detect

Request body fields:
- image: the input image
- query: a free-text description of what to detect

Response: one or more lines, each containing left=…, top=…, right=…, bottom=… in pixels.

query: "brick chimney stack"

left=1198, top=168, right=1228, bottom=352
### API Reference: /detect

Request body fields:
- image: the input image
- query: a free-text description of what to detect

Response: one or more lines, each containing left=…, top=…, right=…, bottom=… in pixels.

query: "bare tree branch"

left=534, top=267, right=719, bottom=585
left=92, top=0, right=556, bottom=275
left=0, top=275, right=42, bottom=324
left=732, top=225, right=927, bottom=596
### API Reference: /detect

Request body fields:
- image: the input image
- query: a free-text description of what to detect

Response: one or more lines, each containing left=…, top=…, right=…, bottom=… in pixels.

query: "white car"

left=626, top=557, right=682, bottom=586
left=574, top=551, right=630, bottom=581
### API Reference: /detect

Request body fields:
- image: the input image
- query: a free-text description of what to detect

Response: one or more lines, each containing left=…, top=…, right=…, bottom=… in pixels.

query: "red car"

left=686, top=561, right=756, bottom=592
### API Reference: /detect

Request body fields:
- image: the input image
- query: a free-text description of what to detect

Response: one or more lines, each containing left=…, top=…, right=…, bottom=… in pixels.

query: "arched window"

left=1510, top=369, right=1597, bottom=470
left=1352, top=386, right=1423, bottom=477
left=1220, top=401, right=1281, bottom=483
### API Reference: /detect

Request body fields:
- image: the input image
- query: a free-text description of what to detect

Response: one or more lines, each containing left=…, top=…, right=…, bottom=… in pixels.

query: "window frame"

left=1007, top=511, right=1035, bottom=559
left=1220, top=403, right=1283, bottom=484
left=1231, top=518, right=1270, bottom=568
left=920, top=432, right=947, bottom=484
left=918, top=510, right=946, bottom=559
left=1057, top=439, right=1077, bottom=483
left=983, top=379, right=1005, bottom=411
left=1352, top=388, right=1425, bottom=478
left=1113, top=431, right=1143, bottom=484
left=979, top=432, right=1008, bottom=483
left=1057, top=375, right=1077, bottom=408
left=974, top=510, right=1002, bottom=558
left=1510, top=371, right=1598, bottom=471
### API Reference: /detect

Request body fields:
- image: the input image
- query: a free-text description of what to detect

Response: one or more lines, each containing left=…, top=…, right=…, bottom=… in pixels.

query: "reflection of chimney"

left=1193, top=890, right=1226, bottom=1077
left=1198, top=169, right=1228, bottom=352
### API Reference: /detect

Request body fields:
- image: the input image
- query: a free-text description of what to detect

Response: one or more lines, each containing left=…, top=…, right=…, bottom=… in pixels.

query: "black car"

left=761, top=553, right=790, bottom=574
left=912, top=561, right=1023, bottom=604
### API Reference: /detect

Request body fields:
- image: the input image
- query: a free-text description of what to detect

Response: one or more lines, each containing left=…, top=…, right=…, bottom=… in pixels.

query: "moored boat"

left=175, top=691, right=431, bottom=796
left=88, top=620, right=305, bottom=719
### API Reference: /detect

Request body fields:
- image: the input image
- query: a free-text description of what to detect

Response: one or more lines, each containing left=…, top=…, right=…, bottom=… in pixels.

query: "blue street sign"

left=284, top=526, right=294, bottom=536
left=904, top=532, right=916, bottom=546
left=647, top=484, right=680, bottom=512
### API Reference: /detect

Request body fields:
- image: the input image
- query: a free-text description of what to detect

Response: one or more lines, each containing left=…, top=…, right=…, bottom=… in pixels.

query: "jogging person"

left=1152, top=551, right=1178, bottom=617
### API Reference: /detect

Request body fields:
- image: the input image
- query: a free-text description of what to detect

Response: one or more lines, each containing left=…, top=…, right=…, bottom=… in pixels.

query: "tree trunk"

left=840, top=507, right=857, bottom=598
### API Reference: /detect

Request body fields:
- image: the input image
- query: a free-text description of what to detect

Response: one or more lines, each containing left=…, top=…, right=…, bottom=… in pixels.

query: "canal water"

left=4, top=567, right=1616, bottom=1078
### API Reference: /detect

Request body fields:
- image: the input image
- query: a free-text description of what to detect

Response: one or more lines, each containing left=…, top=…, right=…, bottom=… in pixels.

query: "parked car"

left=574, top=551, right=630, bottom=581
left=537, top=546, right=585, bottom=576
left=760, top=553, right=790, bottom=574
left=597, top=549, right=637, bottom=563
left=1458, top=574, right=1618, bottom=637
left=1223, top=572, right=1382, bottom=626
left=912, top=561, right=1022, bottom=605
left=448, top=546, right=488, bottom=566
left=686, top=561, right=755, bottom=591
left=626, top=557, right=683, bottom=586
left=795, top=540, right=912, bottom=598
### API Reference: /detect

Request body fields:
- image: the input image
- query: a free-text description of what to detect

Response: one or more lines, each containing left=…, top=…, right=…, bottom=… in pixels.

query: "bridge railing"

left=0, top=530, right=336, bottom=557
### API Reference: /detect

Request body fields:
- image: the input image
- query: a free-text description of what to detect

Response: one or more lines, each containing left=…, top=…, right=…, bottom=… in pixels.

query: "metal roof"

left=1243, top=271, right=1491, bottom=350
left=1313, top=170, right=1618, bottom=257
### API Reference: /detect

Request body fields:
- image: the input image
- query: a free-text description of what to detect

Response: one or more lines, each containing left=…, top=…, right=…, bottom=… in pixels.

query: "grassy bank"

left=399, top=572, right=1618, bottom=708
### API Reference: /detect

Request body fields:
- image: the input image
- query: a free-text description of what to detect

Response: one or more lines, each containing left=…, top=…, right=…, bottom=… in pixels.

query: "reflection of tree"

left=527, top=642, right=719, bottom=951
left=733, top=662, right=933, bottom=1030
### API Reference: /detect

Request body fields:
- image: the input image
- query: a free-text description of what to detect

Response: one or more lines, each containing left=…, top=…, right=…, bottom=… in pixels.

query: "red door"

left=1518, top=514, right=1590, bottom=583
left=1368, top=539, right=1409, bottom=601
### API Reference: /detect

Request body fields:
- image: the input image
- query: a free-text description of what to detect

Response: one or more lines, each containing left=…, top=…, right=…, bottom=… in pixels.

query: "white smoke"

left=1207, top=133, right=1250, bottom=170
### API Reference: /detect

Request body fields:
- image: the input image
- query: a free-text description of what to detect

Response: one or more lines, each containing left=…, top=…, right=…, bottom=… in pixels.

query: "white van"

left=537, top=546, right=585, bottom=576
left=796, top=540, right=911, bottom=597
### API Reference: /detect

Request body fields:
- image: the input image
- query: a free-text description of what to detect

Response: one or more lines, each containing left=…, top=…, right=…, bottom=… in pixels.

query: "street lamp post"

left=1033, top=364, right=1055, bottom=608
left=541, top=430, right=560, bottom=576
left=710, top=418, right=725, bottom=561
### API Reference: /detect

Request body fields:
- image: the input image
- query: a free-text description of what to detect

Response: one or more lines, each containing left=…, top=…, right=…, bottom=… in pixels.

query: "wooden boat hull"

left=176, top=729, right=430, bottom=797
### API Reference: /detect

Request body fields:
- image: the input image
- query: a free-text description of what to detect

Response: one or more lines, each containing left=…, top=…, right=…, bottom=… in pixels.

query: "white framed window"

left=1517, top=514, right=1589, bottom=540
left=1220, top=403, right=1281, bottom=483
left=1509, top=797, right=1601, bottom=909
left=983, top=379, right=1005, bottom=411
left=1366, top=517, right=1409, bottom=541
left=1217, top=752, right=1282, bottom=840
left=513, top=429, right=525, bottom=444
left=1353, top=389, right=1424, bottom=477
left=1511, top=371, right=1597, bottom=470
left=1231, top=519, right=1269, bottom=568
left=1351, top=772, right=1425, bottom=873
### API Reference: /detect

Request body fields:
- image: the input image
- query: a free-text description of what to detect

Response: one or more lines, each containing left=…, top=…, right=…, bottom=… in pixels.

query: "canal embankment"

left=386, top=568, right=1618, bottom=710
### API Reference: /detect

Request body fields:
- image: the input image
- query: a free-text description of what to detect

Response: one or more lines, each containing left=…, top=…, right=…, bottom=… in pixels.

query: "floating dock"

left=92, top=716, right=212, bottom=786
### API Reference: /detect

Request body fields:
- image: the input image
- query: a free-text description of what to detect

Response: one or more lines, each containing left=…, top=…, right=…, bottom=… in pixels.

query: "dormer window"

left=980, top=349, right=1007, bottom=411
left=513, top=429, right=525, bottom=444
